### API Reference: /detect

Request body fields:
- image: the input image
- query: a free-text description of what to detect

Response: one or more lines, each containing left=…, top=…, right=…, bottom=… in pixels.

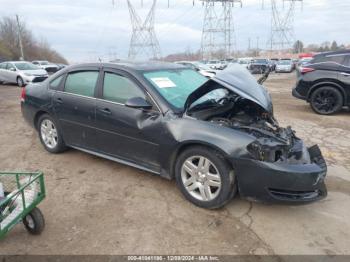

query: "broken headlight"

left=247, top=140, right=285, bottom=162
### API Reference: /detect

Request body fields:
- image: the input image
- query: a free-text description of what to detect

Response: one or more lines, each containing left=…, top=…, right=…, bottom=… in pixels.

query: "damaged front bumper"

left=233, top=145, right=327, bottom=204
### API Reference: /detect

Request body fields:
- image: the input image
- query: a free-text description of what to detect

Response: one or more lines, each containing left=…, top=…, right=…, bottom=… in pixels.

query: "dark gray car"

left=21, top=62, right=327, bottom=209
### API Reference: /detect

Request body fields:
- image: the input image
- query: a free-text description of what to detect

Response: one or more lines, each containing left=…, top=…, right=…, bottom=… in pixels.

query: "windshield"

left=14, top=62, right=40, bottom=70
left=253, top=59, right=268, bottom=64
left=143, top=69, right=208, bottom=109
left=277, top=60, right=292, bottom=65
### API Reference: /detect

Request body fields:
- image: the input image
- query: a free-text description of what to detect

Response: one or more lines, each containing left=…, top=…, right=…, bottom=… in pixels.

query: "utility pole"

left=15, top=14, right=25, bottom=60
left=248, top=37, right=251, bottom=50
left=256, top=36, right=259, bottom=57
left=268, top=0, right=303, bottom=51
left=200, top=0, right=242, bottom=60
left=127, top=0, right=161, bottom=60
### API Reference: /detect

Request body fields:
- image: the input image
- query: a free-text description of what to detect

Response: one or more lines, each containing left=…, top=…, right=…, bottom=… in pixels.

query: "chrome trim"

left=55, top=90, right=97, bottom=100
left=70, top=145, right=160, bottom=175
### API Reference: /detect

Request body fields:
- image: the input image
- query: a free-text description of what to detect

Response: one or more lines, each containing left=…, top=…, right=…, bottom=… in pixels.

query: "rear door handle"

left=99, top=108, right=111, bottom=115
left=55, top=98, right=63, bottom=104
left=340, top=72, right=350, bottom=77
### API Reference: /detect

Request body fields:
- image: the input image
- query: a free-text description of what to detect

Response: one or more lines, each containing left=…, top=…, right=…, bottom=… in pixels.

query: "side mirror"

left=9, top=68, right=16, bottom=72
left=125, top=97, right=153, bottom=110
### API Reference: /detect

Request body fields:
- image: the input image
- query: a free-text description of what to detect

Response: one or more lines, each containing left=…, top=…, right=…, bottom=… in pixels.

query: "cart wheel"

left=23, top=208, right=45, bottom=235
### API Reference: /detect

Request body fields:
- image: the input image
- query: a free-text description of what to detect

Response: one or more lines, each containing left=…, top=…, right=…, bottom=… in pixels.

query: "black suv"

left=293, top=50, right=350, bottom=115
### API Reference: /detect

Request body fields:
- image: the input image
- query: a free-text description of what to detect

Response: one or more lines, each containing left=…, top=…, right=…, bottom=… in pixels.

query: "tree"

left=0, top=16, right=67, bottom=63
left=331, top=41, right=339, bottom=51
left=293, top=40, right=304, bottom=54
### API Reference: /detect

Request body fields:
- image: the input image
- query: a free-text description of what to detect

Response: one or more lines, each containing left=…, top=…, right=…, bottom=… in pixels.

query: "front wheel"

left=310, top=86, right=343, bottom=115
left=175, top=146, right=237, bottom=209
left=23, top=208, right=45, bottom=235
left=17, top=76, right=25, bottom=87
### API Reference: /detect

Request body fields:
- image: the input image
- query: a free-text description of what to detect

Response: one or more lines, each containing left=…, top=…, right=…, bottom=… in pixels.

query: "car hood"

left=20, top=69, right=48, bottom=75
left=184, top=63, right=273, bottom=113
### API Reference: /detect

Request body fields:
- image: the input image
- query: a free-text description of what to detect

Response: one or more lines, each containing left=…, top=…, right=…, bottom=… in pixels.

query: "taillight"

left=301, top=67, right=315, bottom=74
left=20, top=87, right=26, bottom=102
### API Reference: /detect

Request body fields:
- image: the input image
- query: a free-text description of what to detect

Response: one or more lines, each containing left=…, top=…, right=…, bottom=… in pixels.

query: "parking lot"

left=0, top=73, right=349, bottom=255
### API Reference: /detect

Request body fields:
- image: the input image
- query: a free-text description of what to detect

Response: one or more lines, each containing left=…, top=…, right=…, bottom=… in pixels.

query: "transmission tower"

left=127, top=0, right=161, bottom=60
left=200, top=0, right=242, bottom=60
left=268, top=0, right=303, bottom=51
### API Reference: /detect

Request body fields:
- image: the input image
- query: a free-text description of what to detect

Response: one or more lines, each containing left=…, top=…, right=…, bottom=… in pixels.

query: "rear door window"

left=64, top=71, right=99, bottom=97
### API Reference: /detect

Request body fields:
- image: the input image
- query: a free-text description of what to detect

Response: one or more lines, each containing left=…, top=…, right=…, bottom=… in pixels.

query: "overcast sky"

left=1, top=0, right=349, bottom=62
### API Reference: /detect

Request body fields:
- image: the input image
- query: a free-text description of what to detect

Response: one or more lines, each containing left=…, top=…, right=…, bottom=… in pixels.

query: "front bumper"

left=23, top=75, right=48, bottom=84
left=234, top=145, right=327, bottom=204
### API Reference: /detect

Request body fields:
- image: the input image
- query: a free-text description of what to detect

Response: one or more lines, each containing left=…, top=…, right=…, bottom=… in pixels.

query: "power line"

left=127, top=0, right=161, bottom=60
left=200, top=0, right=242, bottom=60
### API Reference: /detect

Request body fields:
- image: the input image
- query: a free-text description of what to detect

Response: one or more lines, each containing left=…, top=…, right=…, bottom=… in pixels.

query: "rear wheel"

left=38, top=114, right=67, bottom=153
left=175, top=146, right=236, bottom=209
left=23, top=208, right=45, bottom=235
left=17, top=76, right=25, bottom=87
left=310, top=86, right=343, bottom=115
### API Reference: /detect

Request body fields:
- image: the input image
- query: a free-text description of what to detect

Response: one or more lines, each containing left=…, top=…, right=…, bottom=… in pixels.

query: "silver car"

left=0, top=61, right=48, bottom=87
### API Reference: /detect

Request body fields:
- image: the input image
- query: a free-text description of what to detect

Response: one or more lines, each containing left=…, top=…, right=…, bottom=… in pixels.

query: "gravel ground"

left=0, top=73, right=349, bottom=255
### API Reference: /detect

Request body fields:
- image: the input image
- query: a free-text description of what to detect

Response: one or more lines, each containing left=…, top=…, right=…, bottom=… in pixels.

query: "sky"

left=1, top=0, right=349, bottom=62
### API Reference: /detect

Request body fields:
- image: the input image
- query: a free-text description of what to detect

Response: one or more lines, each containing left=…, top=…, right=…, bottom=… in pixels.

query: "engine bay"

left=187, top=94, right=311, bottom=164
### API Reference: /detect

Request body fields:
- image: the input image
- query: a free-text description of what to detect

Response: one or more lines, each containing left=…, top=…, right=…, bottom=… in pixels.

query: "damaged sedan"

left=21, top=62, right=327, bottom=209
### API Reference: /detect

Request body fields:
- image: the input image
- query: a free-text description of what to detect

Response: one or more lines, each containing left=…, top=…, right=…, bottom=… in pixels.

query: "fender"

left=307, top=81, right=347, bottom=104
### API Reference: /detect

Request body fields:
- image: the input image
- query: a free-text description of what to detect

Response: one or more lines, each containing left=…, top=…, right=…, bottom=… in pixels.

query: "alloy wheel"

left=181, top=156, right=222, bottom=201
left=40, top=119, right=58, bottom=149
left=313, top=89, right=338, bottom=114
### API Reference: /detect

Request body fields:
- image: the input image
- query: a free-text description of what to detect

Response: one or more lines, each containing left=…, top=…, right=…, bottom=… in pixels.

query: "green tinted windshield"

left=143, top=69, right=208, bottom=109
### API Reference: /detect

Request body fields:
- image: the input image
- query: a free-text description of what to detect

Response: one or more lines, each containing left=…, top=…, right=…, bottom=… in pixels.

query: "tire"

left=310, top=86, right=343, bottom=115
left=38, top=114, right=67, bottom=153
left=17, top=76, right=25, bottom=87
left=175, top=146, right=237, bottom=209
left=23, top=208, right=45, bottom=235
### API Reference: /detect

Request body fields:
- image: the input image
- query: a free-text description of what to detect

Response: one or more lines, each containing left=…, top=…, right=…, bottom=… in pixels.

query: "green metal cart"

left=0, top=172, right=46, bottom=239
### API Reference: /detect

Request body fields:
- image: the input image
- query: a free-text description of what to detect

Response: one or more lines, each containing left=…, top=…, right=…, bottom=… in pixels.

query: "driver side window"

left=103, top=72, right=146, bottom=104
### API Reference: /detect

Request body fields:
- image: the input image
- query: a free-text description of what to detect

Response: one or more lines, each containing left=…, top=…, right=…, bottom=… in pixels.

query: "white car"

left=175, top=61, right=217, bottom=78
left=0, top=61, right=48, bottom=87
left=275, top=60, right=294, bottom=73
left=32, top=60, right=59, bottom=74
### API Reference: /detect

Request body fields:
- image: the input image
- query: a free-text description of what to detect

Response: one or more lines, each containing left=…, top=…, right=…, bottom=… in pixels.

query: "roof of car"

left=315, top=49, right=350, bottom=57
left=67, top=61, right=186, bottom=72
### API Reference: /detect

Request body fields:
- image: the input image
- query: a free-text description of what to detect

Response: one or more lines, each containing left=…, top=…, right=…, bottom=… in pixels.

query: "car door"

left=52, top=69, right=100, bottom=149
left=338, top=55, right=350, bottom=103
left=95, top=69, right=162, bottom=171
left=0, top=63, right=8, bottom=82
left=6, top=63, right=18, bottom=83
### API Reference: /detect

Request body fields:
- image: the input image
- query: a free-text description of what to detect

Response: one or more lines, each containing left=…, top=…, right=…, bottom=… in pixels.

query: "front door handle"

left=99, top=108, right=111, bottom=115
left=340, top=72, right=350, bottom=77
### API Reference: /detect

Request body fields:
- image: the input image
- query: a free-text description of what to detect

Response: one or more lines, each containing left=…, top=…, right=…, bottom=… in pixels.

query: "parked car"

left=206, top=60, right=226, bottom=70
left=293, top=50, right=350, bottom=115
left=0, top=61, right=48, bottom=87
left=175, top=61, right=217, bottom=78
left=32, top=61, right=59, bottom=74
left=275, top=60, right=294, bottom=73
left=21, top=62, right=327, bottom=209
left=269, top=58, right=279, bottom=71
left=249, top=58, right=270, bottom=74
left=297, top=57, right=313, bottom=71
left=237, top=58, right=252, bottom=69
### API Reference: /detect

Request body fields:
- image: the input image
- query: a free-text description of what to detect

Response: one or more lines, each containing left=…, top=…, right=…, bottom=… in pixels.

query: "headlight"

left=247, top=141, right=284, bottom=162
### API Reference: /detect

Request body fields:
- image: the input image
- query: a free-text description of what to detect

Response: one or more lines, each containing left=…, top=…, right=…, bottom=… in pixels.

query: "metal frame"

left=0, top=172, right=45, bottom=239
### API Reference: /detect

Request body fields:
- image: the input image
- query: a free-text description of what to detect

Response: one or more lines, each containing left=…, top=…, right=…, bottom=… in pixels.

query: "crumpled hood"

left=184, top=63, right=273, bottom=113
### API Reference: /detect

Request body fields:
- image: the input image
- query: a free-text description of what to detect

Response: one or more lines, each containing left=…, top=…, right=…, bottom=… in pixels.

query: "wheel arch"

left=33, top=110, right=50, bottom=130
left=307, top=81, right=347, bottom=105
left=168, top=141, right=234, bottom=179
